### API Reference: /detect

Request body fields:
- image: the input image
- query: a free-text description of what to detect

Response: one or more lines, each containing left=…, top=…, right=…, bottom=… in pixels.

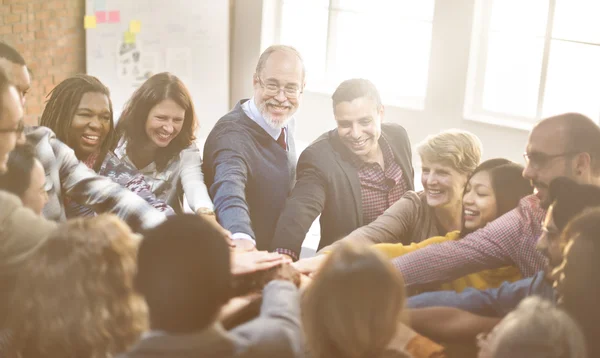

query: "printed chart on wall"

left=84, top=0, right=229, bottom=136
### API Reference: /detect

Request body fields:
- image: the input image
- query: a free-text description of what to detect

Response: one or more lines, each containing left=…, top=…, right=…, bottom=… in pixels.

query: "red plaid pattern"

left=353, top=138, right=408, bottom=224
left=392, top=195, right=548, bottom=289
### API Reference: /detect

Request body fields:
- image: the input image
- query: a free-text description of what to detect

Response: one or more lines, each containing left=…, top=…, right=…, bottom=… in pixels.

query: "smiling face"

left=67, top=92, right=111, bottom=161
left=334, top=97, right=383, bottom=162
left=523, top=123, right=579, bottom=207
left=463, top=171, right=498, bottom=231
left=536, top=204, right=565, bottom=278
left=421, top=161, right=469, bottom=211
left=253, top=50, right=304, bottom=130
left=144, top=99, right=185, bottom=148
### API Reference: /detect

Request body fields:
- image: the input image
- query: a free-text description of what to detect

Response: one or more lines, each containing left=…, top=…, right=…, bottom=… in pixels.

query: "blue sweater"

left=203, top=100, right=296, bottom=249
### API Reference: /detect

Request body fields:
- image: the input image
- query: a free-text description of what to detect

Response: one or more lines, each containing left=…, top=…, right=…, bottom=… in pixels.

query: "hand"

left=272, top=263, right=301, bottom=287
left=292, top=255, right=328, bottom=275
left=231, top=251, right=291, bottom=276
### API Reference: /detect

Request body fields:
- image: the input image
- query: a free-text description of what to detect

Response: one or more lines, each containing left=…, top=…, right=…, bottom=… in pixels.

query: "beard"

left=258, top=99, right=293, bottom=130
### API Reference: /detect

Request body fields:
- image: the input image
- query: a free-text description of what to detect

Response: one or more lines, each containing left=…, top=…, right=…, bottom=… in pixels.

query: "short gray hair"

left=254, top=45, right=305, bottom=81
left=417, top=129, right=482, bottom=175
left=485, top=296, right=587, bottom=358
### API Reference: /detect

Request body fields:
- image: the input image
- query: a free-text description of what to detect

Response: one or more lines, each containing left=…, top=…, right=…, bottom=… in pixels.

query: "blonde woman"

left=4, top=215, right=147, bottom=358
left=303, top=243, right=446, bottom=358
left=296, top=129, right=482, bottom=273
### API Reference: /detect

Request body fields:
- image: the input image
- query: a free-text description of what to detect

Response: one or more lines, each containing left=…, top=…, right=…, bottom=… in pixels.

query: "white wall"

left=230, top=0, right=531, bottom=168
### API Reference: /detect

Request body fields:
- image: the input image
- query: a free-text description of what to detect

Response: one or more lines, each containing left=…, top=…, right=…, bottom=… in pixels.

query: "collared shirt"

left=241, top=97, right=288, bottom=146
left=407, top=270, right=555, bottom=317
left=26, top=126, right=166, bottom=231
left=234, top=97, right=294, bottom=246
left=349, top=137, right=408, bottom=224
left=392, top=195, right=547, bottom=289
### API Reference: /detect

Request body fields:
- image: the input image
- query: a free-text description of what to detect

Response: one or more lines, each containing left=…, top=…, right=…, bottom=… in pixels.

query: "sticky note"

left=95, top=11, right=106, bottom=23
left=124, top=31, right=136, bottom=44
left=129, top=20, right=141, bottom=34
left=94, top=0, right=106, bottom=11
left=84, top=15, right=97, bottom=29
left=108, top=10, right=120, bottom=23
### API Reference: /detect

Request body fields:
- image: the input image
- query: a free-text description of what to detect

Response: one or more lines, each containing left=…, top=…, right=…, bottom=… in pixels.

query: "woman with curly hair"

left=3, top=215, right=147, bottom=358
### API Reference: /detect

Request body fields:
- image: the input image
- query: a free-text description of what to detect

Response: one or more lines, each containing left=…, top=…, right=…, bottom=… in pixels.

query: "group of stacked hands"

left=0, top=41, right=598, bottom=358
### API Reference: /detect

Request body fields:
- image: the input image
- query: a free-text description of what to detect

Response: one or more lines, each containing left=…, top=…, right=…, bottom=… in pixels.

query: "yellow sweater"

left=374, top=231, right=522, bottom=292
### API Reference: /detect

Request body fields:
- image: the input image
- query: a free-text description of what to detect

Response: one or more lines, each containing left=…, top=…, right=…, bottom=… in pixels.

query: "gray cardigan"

left=117, top=281, right=304, bottom=358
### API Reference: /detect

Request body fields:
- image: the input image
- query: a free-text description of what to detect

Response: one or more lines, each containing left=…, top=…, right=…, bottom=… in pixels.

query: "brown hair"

left=112, top=72, right=197, bottom=171
left=6, top=215, right=147, bottom=358
left=303, top=243, right=407, bottom=358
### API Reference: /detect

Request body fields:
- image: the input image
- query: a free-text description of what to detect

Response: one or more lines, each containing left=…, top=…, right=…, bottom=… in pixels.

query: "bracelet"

left=197, top=208, right=216, bottom=216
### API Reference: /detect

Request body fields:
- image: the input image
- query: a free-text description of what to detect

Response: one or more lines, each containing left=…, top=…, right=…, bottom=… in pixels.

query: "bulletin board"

left=84, top=0, right=230, bottom=137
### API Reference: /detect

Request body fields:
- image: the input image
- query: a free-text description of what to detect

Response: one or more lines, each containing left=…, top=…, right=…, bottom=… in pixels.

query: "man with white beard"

left=203, top=45, right=305, bottom=250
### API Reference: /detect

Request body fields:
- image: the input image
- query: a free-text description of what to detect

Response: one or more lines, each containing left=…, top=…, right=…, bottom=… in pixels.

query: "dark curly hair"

left=112, top=72, right=197, bottom=171
left=5, top=215, right=147, bottom=358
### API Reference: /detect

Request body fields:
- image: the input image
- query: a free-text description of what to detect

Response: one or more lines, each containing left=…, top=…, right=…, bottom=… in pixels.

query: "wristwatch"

left=197, top=208, right=216, bottom=216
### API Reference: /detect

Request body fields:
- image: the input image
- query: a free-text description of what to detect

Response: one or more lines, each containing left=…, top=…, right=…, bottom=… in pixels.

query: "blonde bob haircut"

left=417, top=129, right=482, bottom=175
left=303, top=243, right=408, bottom=358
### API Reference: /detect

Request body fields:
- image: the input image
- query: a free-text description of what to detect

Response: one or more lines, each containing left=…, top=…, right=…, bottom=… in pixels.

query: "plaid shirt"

left=392, top=195, right=547, bottom=289
left=26, top=126, right=166, bottom=231
left=351, top=137, right=408, bottom=224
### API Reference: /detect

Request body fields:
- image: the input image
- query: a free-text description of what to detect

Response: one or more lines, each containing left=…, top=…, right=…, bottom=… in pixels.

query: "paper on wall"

left=165, top=47, right=192, bottom=81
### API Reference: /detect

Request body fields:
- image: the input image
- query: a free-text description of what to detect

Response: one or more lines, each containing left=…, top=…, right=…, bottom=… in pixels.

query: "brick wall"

left=0, top=0, right=85, bottom=125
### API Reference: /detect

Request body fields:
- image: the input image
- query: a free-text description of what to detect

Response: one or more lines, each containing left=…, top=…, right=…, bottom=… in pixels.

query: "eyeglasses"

left=523, top=151, right=580, bottom=170
left=0, top=120, right=24, bottom=134
left=257, top=77, right=303, bottom=99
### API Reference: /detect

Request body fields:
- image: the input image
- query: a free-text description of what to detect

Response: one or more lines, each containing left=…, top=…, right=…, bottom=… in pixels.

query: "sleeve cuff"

left=274, top=248, right=299, bottom=261
left=231, top=232, right=257, bottom=246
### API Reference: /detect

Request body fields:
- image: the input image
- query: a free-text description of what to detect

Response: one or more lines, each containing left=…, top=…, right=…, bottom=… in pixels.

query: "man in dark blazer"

left=272, top=79, right=414, bottom=260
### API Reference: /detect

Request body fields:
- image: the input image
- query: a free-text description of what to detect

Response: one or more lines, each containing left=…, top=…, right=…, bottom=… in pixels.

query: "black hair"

left=548, top=177, right=600, bottom=231
left=0, top=143, right=37, bottom=197
left=0, top=42, right=26, bottom=65
left=332, top=78, right=382, bottom=111
left=135, top=214, right=231, bottom=333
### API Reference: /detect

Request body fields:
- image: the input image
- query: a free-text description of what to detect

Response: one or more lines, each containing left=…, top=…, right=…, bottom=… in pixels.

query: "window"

left=465, top=0, right=600, bottom=126
left=277, top=0, right=435, bottom=109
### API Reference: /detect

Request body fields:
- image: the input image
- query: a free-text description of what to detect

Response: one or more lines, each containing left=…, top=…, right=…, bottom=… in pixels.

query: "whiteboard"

left=85, top=0, right=230, bottom=137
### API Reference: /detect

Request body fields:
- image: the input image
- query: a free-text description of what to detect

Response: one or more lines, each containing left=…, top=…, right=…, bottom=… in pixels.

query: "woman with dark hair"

left=0, top=143, right=48, bottom=215
left=39, top=74, right=173, bottom=217
left=553, top=206, right=600, bottom=358
left=4, top=215, right=147, bottom=358
left=111, top=72, right=216, bottom=219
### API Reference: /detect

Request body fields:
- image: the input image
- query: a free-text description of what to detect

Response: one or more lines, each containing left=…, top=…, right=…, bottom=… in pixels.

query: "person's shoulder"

left=24, top=125, right=56, bottom=144
left=382, top=123, right=409, bottom=139
left=300, top=131, right=336, bottom=160
left=0, top=190, right=22, bottom=210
